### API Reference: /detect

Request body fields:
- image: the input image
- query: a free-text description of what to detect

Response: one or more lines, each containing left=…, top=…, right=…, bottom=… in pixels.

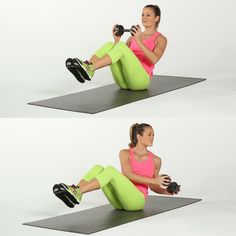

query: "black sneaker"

left=53, top=184, right=75, bottom=208
left=65, top=58, right=85, bottom=83
left=72, top=58, right=93, bottom=81
left=58, top=183, right=82, bottom=205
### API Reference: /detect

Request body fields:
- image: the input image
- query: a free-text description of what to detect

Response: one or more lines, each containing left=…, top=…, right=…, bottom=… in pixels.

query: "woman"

left=53, top=123, right=179, bottom=211
left=66, top=4, right=167, bottom=90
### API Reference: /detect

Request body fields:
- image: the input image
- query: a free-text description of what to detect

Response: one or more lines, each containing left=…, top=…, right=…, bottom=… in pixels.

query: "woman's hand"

left=112, top=24, right=121, bottom=43
left=153, top=174, right=171, bottom=188
left=150, top=175, right=181, bottom=196
left=131, top=24, right=142, bottom=42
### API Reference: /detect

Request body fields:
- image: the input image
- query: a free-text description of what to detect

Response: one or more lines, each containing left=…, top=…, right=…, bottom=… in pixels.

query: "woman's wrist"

left=135, top=38, right=142, bottom=45
left=150, top=178, right=157, bottom=185
left=114, top=38, right=120, bottom=44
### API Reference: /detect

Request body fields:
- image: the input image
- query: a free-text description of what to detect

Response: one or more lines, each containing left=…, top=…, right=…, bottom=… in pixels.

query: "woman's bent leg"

left=106, top=42, right=150, bottom=90
left=80, top=164, right=123, bottom=209
left=81, top=164, right=104, bottom=182
left=79, top=41, right=149, bottom=90
left=94, top=42, right=114, bottom=59
left=109, top=61, right=128, bottom=89
left=96, top=165, right=145, bottom=211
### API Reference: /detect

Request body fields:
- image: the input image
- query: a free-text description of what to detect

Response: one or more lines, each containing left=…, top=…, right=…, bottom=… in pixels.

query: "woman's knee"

left=105, top=41, right=115, bottom=47
left=115, top=41, right=128, bottom=49
left=104, top=165, right=118, bottom=173
left=95, top=42, right=114, bottom=58
left=92, top=164, right=104, bottom=171
left=116, top=41, right=126, bottom=46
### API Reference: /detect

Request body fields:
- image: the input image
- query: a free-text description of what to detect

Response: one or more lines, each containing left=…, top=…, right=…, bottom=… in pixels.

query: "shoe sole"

left=73, top=58, right=91, bottom=81
left=53, top=184, right=75, bottom=208
left=65, top=58, right=85, bottom=83
left=58, top=183, right=80, bottom=205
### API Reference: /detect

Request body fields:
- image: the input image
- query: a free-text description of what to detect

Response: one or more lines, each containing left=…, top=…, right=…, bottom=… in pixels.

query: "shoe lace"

left=70, top=184, right=79, bottom=194
left=84, top=60, right=92, bottom=65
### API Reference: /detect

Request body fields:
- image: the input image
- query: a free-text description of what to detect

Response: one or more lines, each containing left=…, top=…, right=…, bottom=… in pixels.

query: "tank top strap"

left=148, top=150, right=154, bottom=159
left=147, top=151, right=155, bottom=174
left=153, top=31, right=161, bottom=39
left=129, top=148, right=134, bottom=160
left=147, top=31, right=161, bottom=42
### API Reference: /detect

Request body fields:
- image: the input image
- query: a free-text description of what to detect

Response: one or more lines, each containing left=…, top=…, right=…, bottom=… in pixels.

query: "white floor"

left=0, top=71, right=236, bottom=118
left=1, top=119, right=236, bottom=236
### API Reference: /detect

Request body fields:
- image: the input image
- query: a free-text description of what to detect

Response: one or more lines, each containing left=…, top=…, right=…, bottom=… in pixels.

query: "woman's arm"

left=149, top=155, right=172, bottom=194
left=119, top=149, right=157, bottom=186
left=126, top=36, right=133, bottom=47
left=132, top=25, right=167, bottom=64
left=112, top=25, right=121, bottom=44
left=137, top=34, right=167, bottom=64
left=119, top=149, right=169, bottom=187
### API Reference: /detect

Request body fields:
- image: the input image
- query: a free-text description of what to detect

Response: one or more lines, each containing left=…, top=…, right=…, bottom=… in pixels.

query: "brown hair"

left=144, top=4, right=161, bottom=28
left=129, top=123, right=152, bottom=148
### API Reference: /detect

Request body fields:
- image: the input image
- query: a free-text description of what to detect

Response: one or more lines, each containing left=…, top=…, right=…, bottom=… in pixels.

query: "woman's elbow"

left=151, top=54, right=162, bottom=64
left=123, top=171, right=133, bottom=180
left=152, top=57, right=160, bottom=65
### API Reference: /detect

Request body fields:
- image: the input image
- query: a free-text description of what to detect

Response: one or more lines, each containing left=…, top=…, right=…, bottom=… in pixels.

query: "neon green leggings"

left=82, top=164, right=145, bottom=211
left=95, top=41, right=150, bottom=90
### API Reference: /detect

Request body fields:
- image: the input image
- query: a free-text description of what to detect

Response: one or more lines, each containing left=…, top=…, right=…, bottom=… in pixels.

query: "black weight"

left=114, top=24, right=139, bottom=37
left=114, top=25, right=125, bottom=37
left=160, top=174, right=171, bottom=187
left=166, top=182, right=181, bottom=194
left=130, top=25, right=139, bottom=36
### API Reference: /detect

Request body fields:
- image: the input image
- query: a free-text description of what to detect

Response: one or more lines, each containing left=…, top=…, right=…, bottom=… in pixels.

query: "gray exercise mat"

left=28, top=75, right=206, bottom=114
left=23, top=196, right=201, bottom=234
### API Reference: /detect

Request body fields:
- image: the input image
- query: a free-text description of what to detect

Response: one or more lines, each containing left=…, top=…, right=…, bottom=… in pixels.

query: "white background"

left=0, top=0, right=236, bottom=117
left=0, top=0, right=236, bottom=235
left=0, top=118, right=236, bottom=235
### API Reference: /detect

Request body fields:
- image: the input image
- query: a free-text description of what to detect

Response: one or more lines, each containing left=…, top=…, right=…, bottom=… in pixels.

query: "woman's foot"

left=73, top=58, right=94, bottom=81
left=65, top=58, right=85, bottom=83
left=58, top=183, right=82, bottom=205
left=53, top=184, right=75, bottom=208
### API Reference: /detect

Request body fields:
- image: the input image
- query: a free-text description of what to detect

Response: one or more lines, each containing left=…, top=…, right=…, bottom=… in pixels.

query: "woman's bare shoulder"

left=155, top=33, right=167, bottom=44
left=119, top=149, right=130, bottom=159
left=150, top=152, right=162, bottom=163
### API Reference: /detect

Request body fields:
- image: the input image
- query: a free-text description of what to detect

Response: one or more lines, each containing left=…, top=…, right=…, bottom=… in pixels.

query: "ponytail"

left=129, top=123, right=139, bottom=148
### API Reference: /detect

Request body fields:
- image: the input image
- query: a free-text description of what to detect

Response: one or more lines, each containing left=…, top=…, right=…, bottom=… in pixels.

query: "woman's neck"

left=143, top=26, right=157, bottom=34
left=133, top=144, right=147, bottom=154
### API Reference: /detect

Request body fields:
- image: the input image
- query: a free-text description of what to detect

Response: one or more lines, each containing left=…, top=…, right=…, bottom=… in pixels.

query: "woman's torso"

left=129, top=31, right=161, bottom=78
left=128, top=148, right=155, bottom=198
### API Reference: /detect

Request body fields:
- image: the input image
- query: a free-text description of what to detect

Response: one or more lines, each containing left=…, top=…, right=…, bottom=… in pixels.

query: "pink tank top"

left=129, top=148, right=155, bottom=198
left=129, top=32, right=161, bottom=79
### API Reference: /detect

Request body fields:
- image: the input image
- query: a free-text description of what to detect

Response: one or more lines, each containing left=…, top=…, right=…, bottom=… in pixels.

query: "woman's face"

left=138, top=127, right=154, bottom=147
left=142, top=7, right=159, bottom=28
